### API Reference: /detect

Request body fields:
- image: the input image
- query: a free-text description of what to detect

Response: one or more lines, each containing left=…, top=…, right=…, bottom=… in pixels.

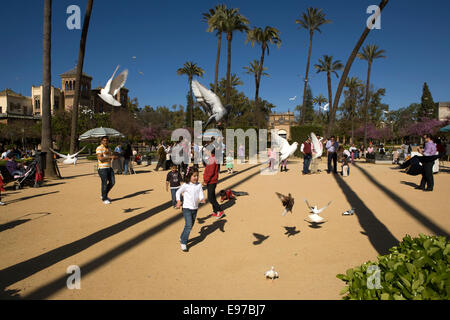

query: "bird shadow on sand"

left=400, top=181, right=420, bottom=189
left=123, top=207, right=144, bottom=213
left=252, top=233, right=270, bottom=245
left=304, top=220, right=326, bottom=229
left=187, top=219, right=227, bottom=249
left=284, top=226, right=300, bottom=237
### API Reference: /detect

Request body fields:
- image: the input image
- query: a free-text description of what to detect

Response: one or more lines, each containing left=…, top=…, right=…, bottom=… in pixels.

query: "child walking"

left=176, top=167, right=205, bottom=252
left=226, top=151, right=234, bottom=174
left=166, top=164, right=183, bottom=208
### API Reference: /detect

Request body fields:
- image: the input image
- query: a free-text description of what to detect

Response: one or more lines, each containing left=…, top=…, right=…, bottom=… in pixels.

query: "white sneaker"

left=103, top=199, right=111, bottom=204
left=180, top=244, right=187, bottom=251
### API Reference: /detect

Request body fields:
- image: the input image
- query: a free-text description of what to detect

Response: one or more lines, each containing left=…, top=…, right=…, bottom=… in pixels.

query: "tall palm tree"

left=245, top=26, right=281, bottom=104
left=357, top=44, right=386, bottom=146
left=327, top=0, right=389, bottom=138
left=222, top=8, right=249, bottom=104
left=344, top=77, right=363, bottom=143
left=312, top=94, right=327, bottom=115
left=314, top=55, right=343, bottom=128
left=69, top=0, right=94, bottom=154
left=243, top=59, right=269, bottom=88
left=202, top=4, right=227, bottom=94
left=176, top=61, right=205, bottom=127
left=41, top=0, right=58, bottom=178
left=295, top=7, right=331, bottom=124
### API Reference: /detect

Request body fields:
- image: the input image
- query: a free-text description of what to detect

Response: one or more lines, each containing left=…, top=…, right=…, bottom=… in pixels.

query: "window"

left=0, top=106, right=2, bottom=113
left=65, top=81, right=68, bottom=91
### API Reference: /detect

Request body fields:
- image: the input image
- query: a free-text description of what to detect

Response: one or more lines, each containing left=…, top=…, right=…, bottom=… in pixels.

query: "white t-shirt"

left=176, top=182, right=204, bottom=210
left=343, top=150, right=351, bottom=158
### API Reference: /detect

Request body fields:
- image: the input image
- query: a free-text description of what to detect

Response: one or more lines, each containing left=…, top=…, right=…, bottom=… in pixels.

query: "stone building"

left=60, top=67, right=93, bottom=111
left=31, top=85, right=63, bottom=116
left=268, top=111, right=295, bottom=140
left=438, top=102, right=450, bottom=121
left=0, top=88, right=35, bottom=125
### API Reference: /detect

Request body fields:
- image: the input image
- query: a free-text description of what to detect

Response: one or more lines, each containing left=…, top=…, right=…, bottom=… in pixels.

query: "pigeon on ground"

left=191, top=80, right=232, bottom=130
left=305, top=199, right=332, bottom=223
left=271, top=132, right=298, bottom=162
left=265, top=266, right=279, bottom=280
left=49, top=146, right=86, bottom=165
left=98, top=65, right=128, bottom=106
left=276, top=192, right=294, bottom=216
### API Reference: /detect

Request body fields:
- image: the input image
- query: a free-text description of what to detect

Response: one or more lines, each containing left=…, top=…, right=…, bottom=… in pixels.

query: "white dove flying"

left=289, top=96, right=297, bottom=101
left=310, top=132, right=323, bottom=159
left=98, top=65, right=128, bottom=106
left=271, top=131, right=298, bottom=162
left=320, top=103, right=329, bottom=112
left=49, top=146, right=86, bottom=165
left=305, top=199, right=332, bottom=223
left=191, top=80, right=232, bottom=130
left=265, top=266, right=279, bottom=280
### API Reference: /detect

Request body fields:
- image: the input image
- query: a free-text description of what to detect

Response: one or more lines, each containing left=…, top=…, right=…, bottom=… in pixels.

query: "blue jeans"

left=98, top=168, right=115, bottom=201
left=123, top=159, right=129, bottom=175
left=180, top=208, right=197, bottom=245
left=303, top=154, right=312, bottom=173
left=170, top=187, right=182, bottom=208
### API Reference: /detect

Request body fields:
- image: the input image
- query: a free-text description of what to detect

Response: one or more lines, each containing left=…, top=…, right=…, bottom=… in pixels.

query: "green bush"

left=290, top=125, right=323, bottom=157
left=337, top=234, right=450, bottom=300
left=86, top=155, right=98, bottom=161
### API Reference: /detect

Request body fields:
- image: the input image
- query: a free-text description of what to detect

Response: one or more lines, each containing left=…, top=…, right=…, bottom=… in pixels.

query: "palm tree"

left=312, top=94, right=327, bottom=115
left=243, top=59, right=269, bottom=88
left=69, top=0, right=94, bottom=154
left=327, top=0, right=389, bottom=138
left=203, top=4, right=227, bottom=94
left=41, top=0, right=58, bottom=178
left=295, top=7, right=331, bottom=124
left=314, top=55, right=343, bottom=129
left=344, top=77, right=363, bottom=143
left=357, top=44, right=386, bottom=146
left=176, top=61, right=205, bottom=127
left=245, top=26, right=281, bottom=104
left=222, top=8, right=249, bottom=104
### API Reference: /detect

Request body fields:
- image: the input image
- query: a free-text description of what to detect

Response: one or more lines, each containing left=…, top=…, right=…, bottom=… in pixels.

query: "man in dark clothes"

left=203, top=148, right=224, bottom=218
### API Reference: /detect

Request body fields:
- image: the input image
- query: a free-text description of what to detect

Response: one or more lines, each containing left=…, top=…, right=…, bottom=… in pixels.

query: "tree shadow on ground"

left=111, top=189, right=153, bottom=202
left=0, top=288, right=21, bottom=300
left=0, top=220, right=31, bottom=233
left=4, top=192, right=59, bottom=205
left=188, top=219, right=227, bottom=249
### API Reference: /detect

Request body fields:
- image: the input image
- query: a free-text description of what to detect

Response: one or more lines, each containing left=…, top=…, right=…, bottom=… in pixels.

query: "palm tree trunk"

left=226, top=32, right=232, bottom=105
left=327, top=0, right=389, bottom=137
left=363, top=62, right=372, bottom=147
left=255, top=45, right=266, bottom=126
left=301, top=31, right=313, bottom=125
left=326, top=71, right=333, bottom=133
left=214, top=32, right=222, bottom=94
left=189, top=76, right=193, bottom=128
left=41, top=0, right=58, bottom=178
left=69, top=0, right=94, bottom=154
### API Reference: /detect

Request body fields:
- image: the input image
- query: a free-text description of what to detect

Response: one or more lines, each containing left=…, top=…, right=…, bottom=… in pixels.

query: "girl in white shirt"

left=176, top=167, right=205, bottom=252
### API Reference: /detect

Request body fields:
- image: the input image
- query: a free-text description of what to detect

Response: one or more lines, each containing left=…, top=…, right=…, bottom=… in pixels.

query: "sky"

left=1, top=0, right=449, bottom=114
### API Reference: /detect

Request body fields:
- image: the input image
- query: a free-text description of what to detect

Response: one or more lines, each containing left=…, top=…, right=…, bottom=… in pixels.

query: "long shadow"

left=354, top=163, right=449, bottom=238
left=220, top=199, right=236, bottom=210
left=5, top=191, right=59, bottom=205
left=332, top=172, right=399, bottom=255
left=400, top=181, right=420, bottom=189
left=187, top=219, right=227, bottom=249
left=111, top=189, right=153, bottom=202
left=40, top=182, right=66, bottom=188
left=61, top=173, right=95, bottom=179
left=132, top=170, right=152, bottom=174
left=123, top=207, right=144, bottom=213
left=1, top=163, right=262, bottom=298
left=0, top=219, right=31, bottom=232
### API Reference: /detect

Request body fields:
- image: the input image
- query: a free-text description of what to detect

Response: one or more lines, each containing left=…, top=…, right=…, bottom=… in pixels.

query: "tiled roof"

left=60, top=67, right=92, bottom=79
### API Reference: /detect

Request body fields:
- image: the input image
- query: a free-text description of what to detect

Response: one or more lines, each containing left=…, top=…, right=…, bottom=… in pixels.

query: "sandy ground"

left=0, top=157, right=449, bottom=300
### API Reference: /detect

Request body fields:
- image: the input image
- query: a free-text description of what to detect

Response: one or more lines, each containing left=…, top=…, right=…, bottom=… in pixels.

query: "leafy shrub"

left=290, top=125, right=323, bottom=157
left=337, top=234, right=450, bottom=300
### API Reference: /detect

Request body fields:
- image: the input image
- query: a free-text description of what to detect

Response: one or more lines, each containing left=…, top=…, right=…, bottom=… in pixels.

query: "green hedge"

left=289, top=125, right=324, bottom=157
left=337, top=234, right=450, bottom=300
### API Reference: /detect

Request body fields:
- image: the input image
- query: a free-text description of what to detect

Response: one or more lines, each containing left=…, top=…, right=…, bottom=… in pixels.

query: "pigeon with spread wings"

left=271, top=132, right=298, bottom=162
left=304, top=199, right=332, bottom=222
left=276, top=192, right=294, bottom=216
left=191, top=80, right=232, bottom=130
left=49, top=146, right=86, bottom=165
left=310, top=132, right=323, bottom=159
left=98, top=65, right=128, bottom=106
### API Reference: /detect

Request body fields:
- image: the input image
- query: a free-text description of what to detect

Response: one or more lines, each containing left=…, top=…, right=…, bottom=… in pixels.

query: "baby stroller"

left=6, top=158, right=44, bottom=190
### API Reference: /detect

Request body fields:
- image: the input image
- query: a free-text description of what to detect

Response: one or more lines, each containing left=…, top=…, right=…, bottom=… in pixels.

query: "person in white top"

left=176, top=167, right=205, bottom=252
